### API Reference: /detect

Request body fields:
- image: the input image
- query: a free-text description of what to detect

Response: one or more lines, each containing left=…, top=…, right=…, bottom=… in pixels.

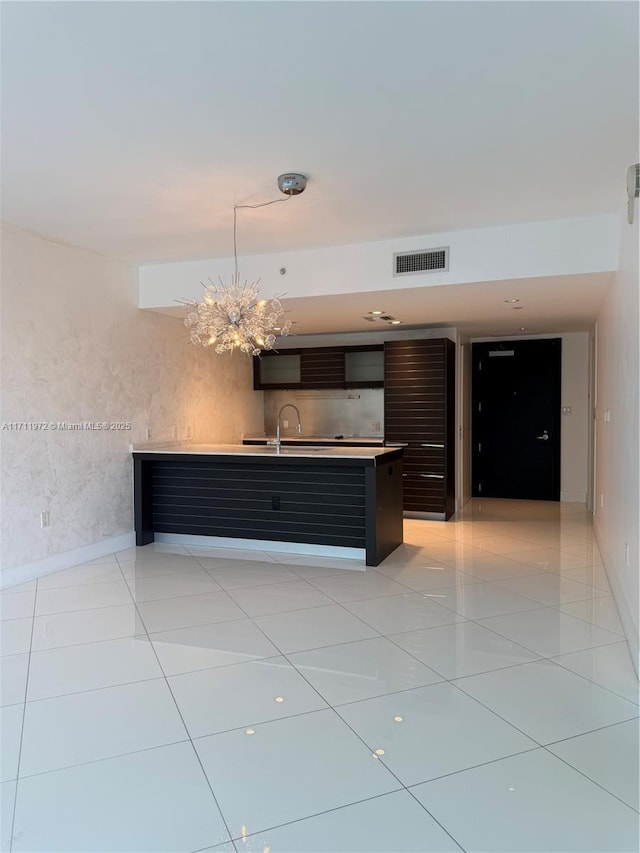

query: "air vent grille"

left=394, top=247, right=449, bottom=277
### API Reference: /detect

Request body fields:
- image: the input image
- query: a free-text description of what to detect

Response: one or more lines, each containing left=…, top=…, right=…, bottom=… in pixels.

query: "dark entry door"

left=472, top=338, right=561, bottom=500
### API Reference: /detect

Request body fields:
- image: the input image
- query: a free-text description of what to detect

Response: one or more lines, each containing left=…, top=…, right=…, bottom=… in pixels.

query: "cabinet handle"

left=419, top=474, right=444, bottom=479
left=420, top=443, right=444, bottom=448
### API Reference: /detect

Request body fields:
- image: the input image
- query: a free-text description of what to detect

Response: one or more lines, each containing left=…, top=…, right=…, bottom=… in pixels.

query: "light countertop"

left=131, top=443, right=400, bottom=460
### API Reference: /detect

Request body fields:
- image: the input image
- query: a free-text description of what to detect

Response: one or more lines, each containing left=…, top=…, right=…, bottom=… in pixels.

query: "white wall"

left=140, top=215, right=619, bottom=308
left=594, top=201, right=639, bottom=674
left=0, top=225, right=263, bottom=579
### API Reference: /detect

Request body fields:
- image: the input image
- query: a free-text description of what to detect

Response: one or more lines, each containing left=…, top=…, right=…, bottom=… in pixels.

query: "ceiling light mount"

left=278, top=173, right=307, bottom=196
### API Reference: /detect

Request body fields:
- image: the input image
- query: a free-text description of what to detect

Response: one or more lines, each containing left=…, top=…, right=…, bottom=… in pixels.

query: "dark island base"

left=133, top=450, right=404, bottom=567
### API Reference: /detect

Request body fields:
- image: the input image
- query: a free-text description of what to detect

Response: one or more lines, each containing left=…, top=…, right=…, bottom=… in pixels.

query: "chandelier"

left=182, top=173, right=306, bottom=356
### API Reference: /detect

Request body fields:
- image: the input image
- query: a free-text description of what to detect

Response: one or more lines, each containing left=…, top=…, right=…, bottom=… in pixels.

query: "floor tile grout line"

left=543, top=597, right=626, bottom=635
left=20, top=673, right=173, bottom=708
left=448, top=663, right=640, bottom=750
left=184, top=582, right=442, bottom=829
left=19, top=592, right=633, bottom=709
left=189, top=789, right=408, bottom=852
left=229, top=593, right=535, bottom=851
left=11, top=736, right=193, bottom=782
left=541, top=740, right=640, bottom=815
left=541, top=649, right=640, bottom=706
left=383, top=614, right=548, bottom=659
left=400, top=787, right=467, bottom=852
left=404, top=745, right=543, bottom=790
left=381, top=631, right=543, bottom=683
left=8, top=575, right=38, bottom=852
left=463, top=609, right=624, bottom=659
left=125, top=592, right=238, bottom=849
left=479, top=581, right=616, bottom=611
left=542, top=714, right=640, bottom=749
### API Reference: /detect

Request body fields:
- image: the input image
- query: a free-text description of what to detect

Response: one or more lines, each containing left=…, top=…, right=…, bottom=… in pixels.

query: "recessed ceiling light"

left=389, top=319, right=402, bottom=325
left=274, top=696, right=284, bottom=703
left=504, top=298, right=520, bottom=304
left=370, top=310, right=384, bottom=315
left=393, top=716, right=403, bottom=722
left=374, top=748, right=385, bottom=756
left=245, top=728, right=255, bottom=735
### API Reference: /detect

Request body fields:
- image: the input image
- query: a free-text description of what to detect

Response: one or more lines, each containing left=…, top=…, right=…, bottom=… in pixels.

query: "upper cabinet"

left=253, top=345, right=384, bottom=390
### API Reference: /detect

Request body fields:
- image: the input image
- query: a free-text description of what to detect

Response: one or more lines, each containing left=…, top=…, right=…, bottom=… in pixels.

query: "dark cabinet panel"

left=300, top=348, right=345, bottom=388
left=384, top=338, right=455, bottom=519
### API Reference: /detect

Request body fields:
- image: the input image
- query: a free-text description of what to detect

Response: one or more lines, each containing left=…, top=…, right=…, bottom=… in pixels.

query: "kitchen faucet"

left=275, top=404, right=302, bottom=452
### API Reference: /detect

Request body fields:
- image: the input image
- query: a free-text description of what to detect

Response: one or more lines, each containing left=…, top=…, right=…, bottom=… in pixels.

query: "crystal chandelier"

left=182, top=174, right=306, bottom=356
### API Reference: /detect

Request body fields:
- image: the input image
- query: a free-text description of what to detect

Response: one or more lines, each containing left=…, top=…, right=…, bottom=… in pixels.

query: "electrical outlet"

left=604, top=409, right=611, bottom=423
left=145, top=427, right=152, bottom=440
left=40, top=511, right=50, bottom=528
left=283, top=420, right=289, bottom=428
left=372, top=420, right=381, bottom=433
left=600, top=493, right=604, bottom=508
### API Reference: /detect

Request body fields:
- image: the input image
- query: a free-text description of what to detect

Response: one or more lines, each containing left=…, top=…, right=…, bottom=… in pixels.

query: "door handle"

left=536, top=433, right=549, bottom=441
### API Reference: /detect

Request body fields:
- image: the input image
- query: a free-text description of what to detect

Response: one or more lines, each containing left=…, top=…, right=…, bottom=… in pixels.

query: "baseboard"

left=593, top=517, right=639, bottom=678
left=0, top=532, right=135, bottom=590
left=155, top=533, right=366, bottom=568
left=561, top=490, right=587, bottom=503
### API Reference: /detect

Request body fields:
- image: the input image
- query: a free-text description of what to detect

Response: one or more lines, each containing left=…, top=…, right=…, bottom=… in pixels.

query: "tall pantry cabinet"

left=384, top=338, right=456, bottom=519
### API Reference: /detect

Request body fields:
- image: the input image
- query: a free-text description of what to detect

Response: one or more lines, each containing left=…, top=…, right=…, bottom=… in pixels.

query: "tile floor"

left=1, top=499, right=638, bottom=852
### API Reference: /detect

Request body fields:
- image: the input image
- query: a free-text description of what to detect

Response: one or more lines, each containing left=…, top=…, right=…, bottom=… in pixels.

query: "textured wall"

left=594, top=198, right=639, bottom=674
left=0, top=225, right=263, bottom=572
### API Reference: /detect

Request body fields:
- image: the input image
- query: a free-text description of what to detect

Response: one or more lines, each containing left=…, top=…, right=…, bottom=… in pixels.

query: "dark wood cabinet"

left=300, top=347, right=345, bottom=388
left=384, top=338, right=455, bottom=518
left=254, top=345, right=384, bottom=390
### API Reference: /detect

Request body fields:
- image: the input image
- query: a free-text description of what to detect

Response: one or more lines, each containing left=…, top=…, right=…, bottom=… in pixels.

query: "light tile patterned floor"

left=1, top=499, right=638, bottom=852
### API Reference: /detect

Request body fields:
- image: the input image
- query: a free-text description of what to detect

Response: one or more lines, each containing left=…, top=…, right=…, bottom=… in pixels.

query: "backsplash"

left=263, top=389, right=384, bottom=437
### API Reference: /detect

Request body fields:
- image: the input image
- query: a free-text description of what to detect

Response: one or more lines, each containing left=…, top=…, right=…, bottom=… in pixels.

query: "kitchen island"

left=132, top=444, right=403, bottom=566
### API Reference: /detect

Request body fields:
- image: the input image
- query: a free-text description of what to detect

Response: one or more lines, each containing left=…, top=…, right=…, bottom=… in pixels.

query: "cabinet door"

left=254, top=352, right=302, bottom=389
left=300, top=348, right=345, bottom=388
left=384, top=338, right=455, bottom=517
left=344, top=346, right=384, bottom=387
left=384, top=339, right=447, bottom=442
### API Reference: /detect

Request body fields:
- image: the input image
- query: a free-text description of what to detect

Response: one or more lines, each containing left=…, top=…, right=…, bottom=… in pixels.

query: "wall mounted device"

left=627, top=163, right=639, bottom=224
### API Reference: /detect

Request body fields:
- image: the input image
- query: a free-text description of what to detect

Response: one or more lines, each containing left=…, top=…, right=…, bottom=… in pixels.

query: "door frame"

left=456, top=336, right=472, bottom=512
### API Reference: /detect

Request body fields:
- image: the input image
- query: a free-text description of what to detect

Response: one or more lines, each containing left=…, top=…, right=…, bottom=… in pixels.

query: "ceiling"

left=1, top=1, right=637, bottom=265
